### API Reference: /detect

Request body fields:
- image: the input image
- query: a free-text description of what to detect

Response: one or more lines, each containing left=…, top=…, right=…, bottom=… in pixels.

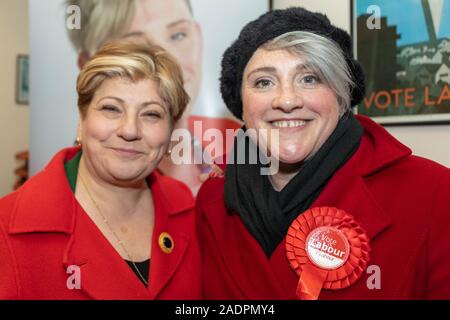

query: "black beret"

left=220, top=7, right=366, bottom=120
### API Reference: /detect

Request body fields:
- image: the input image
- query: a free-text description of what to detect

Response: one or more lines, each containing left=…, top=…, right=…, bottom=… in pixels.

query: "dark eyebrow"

left=167, top=19, right=192, bottom=28
left=246, top=67, right=276, bottom=80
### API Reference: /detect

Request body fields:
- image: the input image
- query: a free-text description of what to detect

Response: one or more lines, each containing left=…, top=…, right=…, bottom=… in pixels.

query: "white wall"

left=273, top=0, right=450, bottom=167
left=29, top=0, right=80, bottom=177
left=0, top=0, right=29, bottom=197
left=273, top=0, right=352, bottom=31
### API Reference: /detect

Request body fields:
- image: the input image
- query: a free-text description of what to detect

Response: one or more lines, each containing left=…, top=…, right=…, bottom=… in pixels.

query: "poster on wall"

left=15, top=54, right=29, bottom=105
left=29, top=0, right=269, bottom=193
left=353, top=0, right=450, bottom=124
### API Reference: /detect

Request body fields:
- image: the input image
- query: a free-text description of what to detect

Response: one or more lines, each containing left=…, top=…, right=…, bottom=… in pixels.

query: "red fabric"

left=0, top=147, right=201, bottom=300
left=188, top=115, right=242, bottom=157
left=196, top=115, right=450, bottom=300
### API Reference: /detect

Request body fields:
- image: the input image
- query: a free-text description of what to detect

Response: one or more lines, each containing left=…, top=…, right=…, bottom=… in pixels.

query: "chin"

left=277, top=156, right=307, bottom=166
left=107, top=166, right=149, bottom=183
left=274, top=146, right=310, bottom=165
left=111, top=173, right=145, bottom=183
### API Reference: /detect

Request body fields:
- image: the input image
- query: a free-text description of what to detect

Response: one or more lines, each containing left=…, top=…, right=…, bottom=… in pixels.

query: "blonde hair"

left=66, top=0, right=137, bottom=56
left=66, top=0, right=193, bottom=56
left=77, top=37, right=189, bottom=122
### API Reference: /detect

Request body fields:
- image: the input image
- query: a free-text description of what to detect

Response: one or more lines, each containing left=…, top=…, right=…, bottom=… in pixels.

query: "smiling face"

left=79, top=77, right=172, bottom=185
left=241, top=48, right=341, bottom=166
left=127, top=0, right=202, bottom=115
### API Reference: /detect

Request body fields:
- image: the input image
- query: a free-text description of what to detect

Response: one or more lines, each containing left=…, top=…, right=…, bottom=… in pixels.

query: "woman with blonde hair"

left=0, top=38, right=201, bottom=299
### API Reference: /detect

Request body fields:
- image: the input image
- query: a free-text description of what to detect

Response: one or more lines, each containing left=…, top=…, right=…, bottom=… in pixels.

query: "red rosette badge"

left=285, top=207, right=370, bottom=300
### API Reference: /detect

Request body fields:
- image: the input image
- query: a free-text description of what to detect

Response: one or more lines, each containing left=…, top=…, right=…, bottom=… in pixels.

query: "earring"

left=166, top=148, right=172, bottom=156
left=75, top=137, right=82, bottom=147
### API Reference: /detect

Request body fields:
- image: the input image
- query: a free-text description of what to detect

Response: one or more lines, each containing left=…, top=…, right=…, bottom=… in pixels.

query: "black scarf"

left=224, top=112, right=364, bottom=257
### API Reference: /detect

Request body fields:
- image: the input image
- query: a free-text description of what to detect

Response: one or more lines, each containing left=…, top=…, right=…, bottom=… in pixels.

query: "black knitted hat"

left=220, top=7, right=365, bottom=120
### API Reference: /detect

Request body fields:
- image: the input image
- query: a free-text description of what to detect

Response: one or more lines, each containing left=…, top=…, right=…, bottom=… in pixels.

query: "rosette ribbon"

left=285, top=207, right=370, bottom=300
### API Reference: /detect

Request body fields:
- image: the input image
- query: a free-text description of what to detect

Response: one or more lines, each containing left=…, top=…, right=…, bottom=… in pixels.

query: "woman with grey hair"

left=196, top=7, right=450, bottom=300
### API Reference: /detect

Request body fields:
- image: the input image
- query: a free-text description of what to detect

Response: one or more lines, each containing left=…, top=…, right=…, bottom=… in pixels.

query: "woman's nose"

left=117, top=114, right=141, bottom=141
left=272, top=85, right=303, bottom=112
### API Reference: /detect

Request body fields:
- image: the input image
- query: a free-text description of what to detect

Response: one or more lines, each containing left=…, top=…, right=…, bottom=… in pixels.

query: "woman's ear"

left=75, top=112, right=84, bottom=146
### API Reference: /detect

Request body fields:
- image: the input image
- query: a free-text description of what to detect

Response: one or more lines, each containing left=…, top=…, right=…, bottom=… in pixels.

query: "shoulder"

left=425, top=162, right=450, bottom=207
left=380, top=151, right=448, bottom=175
left=196, top=152, right=228, bottom=207
left=0, top=193, right=20, bottom=299
left=155, top=173, right=193, bottom=199
left=356, top=115, right=447, bottom=177
left=0, top=186, right=25, bottom=236
left=424, top=162, right=450, bottom=298
left=372, top=152, right=448, bottom=184
left=152, top=172, right=195, bottom=214
left=197, top=175, right=226, bottom=211
left=362, top=149, right=448, bottom=207
left=0, top=147, right=71, bottom=221
left=0, top=190, right=19, bottom=221
left=401, top=154, right=448, bottom=174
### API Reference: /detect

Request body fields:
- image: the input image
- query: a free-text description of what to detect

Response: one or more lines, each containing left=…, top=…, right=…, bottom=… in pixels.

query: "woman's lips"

left=110, top=147, right=144, bottom=157
left=271, top=120, right=307, bottom=128
left=269, top=119, right=312, bottom=129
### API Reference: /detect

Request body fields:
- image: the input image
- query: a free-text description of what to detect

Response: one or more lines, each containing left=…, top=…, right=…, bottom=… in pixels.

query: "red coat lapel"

left=311, top=134, right=393, bottom=241
left=9, top=148, right=78, bottom=235
left=147, top=175, right=193, bottom=299
left=62, top=206, right=150, bottom=300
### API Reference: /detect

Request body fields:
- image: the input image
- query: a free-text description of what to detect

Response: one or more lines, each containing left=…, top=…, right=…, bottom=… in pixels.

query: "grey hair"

left=263, top=31, right=355, bottom=114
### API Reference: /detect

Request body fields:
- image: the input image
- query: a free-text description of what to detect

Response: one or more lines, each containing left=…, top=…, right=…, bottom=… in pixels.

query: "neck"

left=77, top=155, right=150, bottom=219
left=269, top=162, right=303, bottom=191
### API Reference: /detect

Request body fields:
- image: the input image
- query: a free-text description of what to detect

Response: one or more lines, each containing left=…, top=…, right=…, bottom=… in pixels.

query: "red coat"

left=0, top=148, right=201, bottom=300
left=196, top=115, right=450, bottom=299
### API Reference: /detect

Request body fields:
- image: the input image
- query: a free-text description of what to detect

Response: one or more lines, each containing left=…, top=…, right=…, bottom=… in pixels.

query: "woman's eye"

left=301, top=74, right=320, bottom=85
left=143, top=112, right=162, bottom=119
left=170, top=31, right=187, bottom=41
left=254, top=79, right=273, bottom=89
left=101, top=105, right=119, bottom=112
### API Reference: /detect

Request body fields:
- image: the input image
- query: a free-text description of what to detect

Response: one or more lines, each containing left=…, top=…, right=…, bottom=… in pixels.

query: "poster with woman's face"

left=29, top=0, right=269, bottom=178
